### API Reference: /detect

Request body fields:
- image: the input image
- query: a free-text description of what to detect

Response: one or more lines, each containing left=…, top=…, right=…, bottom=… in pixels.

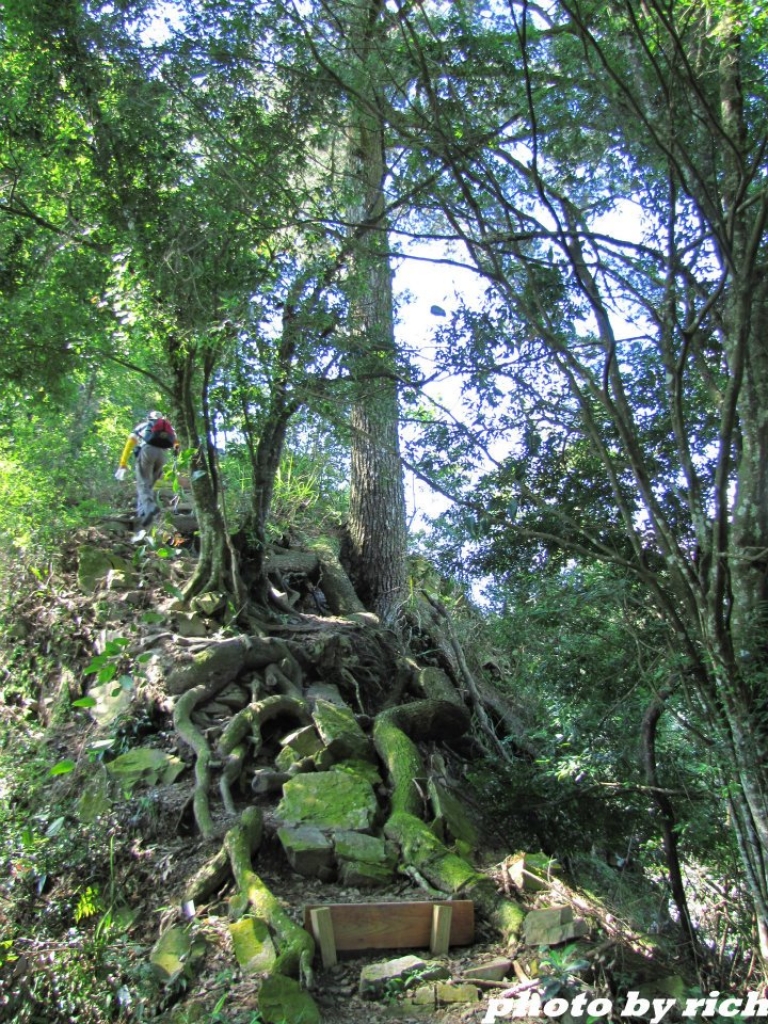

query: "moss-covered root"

left=183, top=806, right=264, bottom=906
left=493, top=898, right=526, bottom=946
left=218, top=694, right=310, bottom=759
left=373, top=703, right=495, bottom=902
left=386, top=809, right=494, bottom=899
left=216, top=695, right=309, bottom=813
left=373, top=711, right=425, bottom=818
left=224, top=810, right=316, bottom=988
left=220, top=742, right=247, bottom=816
left=373, top=700, right=471, bottom=819
left=173, top=681, right=218, bottom=839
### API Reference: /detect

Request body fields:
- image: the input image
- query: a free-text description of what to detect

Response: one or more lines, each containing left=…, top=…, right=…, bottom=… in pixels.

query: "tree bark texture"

left=343, top=0, right=407, bottom=625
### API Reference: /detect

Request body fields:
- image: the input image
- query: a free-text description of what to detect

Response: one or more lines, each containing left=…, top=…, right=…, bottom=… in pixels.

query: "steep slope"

left=0, top=516, right=700, bottom=1024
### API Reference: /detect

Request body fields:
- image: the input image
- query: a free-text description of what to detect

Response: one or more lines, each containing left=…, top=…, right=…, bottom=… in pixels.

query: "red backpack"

left=143, top=417, right=176, bottom=449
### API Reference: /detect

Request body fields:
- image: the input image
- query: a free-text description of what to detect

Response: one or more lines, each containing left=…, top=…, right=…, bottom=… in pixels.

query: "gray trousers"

left=135, top=444, right=168, bottom=524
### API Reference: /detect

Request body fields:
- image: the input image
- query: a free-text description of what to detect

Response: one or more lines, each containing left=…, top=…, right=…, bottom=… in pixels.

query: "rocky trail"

left=1, top=495, right=698, bottom=1024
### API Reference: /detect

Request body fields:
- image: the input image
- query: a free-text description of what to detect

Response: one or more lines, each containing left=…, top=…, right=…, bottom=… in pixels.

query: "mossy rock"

left=416, top=666, right=464, bottom=705
left=312, top=698, right=375, bottom=762
left=277, top=724, right=323, bottom=761
left=332, top=758, right=383, bottom=786
left=257, top=974, right=320, bottom=1024
left=277, top=826, right=335, bottom=879
left=229, top=916, right=277, bottom=972
left=338, top=860, right=394, bottom=887
left=276, top=771, right=379, bottom=832
left=106, top=747, right=185, bottom=792
left=359, top=956, right=449, bottom=1000
left=149, top=925, right=207, bottom=985
left=77, top=545, right=134, bottom=593
left=334, top=830, right=396, bottom=868
left=507, top=851, right=560, bottom=892
left=335, top=830, right=397, bottom=886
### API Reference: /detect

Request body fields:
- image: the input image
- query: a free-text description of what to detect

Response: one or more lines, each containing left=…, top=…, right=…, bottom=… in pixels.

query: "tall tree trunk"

left=343, top=0, right=407, bottom=624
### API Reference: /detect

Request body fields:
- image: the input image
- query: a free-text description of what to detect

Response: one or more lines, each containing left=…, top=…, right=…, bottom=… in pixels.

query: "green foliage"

left=0, top=383, right=147, bottom=589
left=466, top=751, right=642, bottom=859
left=0, top=727, right=124, bottom=1022
left=218, top=424, right=350, bottom=542
left=83, top=637, right=133, bottom=692
left=74, top=884, right=104, bottom=923
left=268, top=449, right=349, bottom=539
left=536, top=943, right=591, bottom=1001
left=0, top=684, right=187, bottom=1022
left=0, top=415, right=95, bottom=564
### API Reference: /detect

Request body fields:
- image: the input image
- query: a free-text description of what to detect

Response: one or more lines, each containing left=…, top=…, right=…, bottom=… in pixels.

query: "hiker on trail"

left=115, top=411, right=178, bottom=527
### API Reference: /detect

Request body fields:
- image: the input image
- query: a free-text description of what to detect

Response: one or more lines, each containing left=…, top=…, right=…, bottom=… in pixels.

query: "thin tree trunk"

left=640, top=691, right=700, bottom=956
left=169, top=337, right=245, bottom=605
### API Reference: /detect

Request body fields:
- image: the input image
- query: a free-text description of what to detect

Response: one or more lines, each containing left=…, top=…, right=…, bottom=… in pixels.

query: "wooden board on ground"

left=303, top=900, right=474, bottom=957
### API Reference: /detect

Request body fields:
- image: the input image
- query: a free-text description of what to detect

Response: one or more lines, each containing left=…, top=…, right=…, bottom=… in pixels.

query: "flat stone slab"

left=463, top=957, right=513, bottom=982
left=229, top=917, right=277, bottom=973
left=334, top=830, right=395, bottom=867
left=305, top=683, right=346, bottom=707
left=275, top=725, right=324, bottom=771
left=434, top=981, right=482, bottom=1005
left=281, top=725, right=324, bottom=757
left=359, top=956, right=449, bottom=1000
left=334, top=830, right=396, bottom=886
left=258, top=974, right=320, bottom=1024
left=404, top=981, right=482, bottom=1006
left=338, top=860, right=394, bottom=887
left=508, top=851, right=561, bottom=892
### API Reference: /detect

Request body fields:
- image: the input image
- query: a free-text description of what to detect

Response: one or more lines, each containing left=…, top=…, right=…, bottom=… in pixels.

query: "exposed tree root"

left=225, top=809, right=316, bottom=987
left=166, top=635, right=301, bottom=696
left=183, top=845, right=230, bottom=906
left=183, top=806, right=264, bottom=906
left=265, top=541, right=367, bottom=616
left=422, top=594, right=518, bottom=763
left=162, top=553, right=531, bottom=965
left=217, top=694, right=311, bottom=812
left=172, top=680, right=223, bottom=839
left=373, top=699, right=526, bottom=934
left=373, top=700, right=496, bottom=903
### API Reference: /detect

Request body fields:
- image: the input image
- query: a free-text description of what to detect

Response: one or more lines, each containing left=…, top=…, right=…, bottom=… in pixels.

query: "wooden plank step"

left=303, top=900, right=474, bottom=954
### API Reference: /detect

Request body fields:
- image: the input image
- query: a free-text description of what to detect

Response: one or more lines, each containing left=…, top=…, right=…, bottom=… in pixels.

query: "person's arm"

left=117, top=435, right=138, bottom=469
left=115, top=430, right=141, bottom=478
